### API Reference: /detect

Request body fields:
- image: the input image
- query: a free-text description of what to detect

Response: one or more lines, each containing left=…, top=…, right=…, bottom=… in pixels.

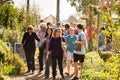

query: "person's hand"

left=74, top=41, right=79, bottom=44
left=46, top=54, right=49, bottom=61
left=22, top=44, right=24, bottom=50
left=64, top=52, right=67, bottom=58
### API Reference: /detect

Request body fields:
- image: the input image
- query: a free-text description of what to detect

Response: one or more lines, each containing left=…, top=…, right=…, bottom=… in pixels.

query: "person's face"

left=47, top=28, right=52, bottom=35
left=41, top=25, right=46, bottom=31
left=28, top=28, right=33, bottom=33
left=69, top=29, right=74, bottom=35
left=77, top=27, right=82, bottom=32
left=56, top=30, right=61, bottom=37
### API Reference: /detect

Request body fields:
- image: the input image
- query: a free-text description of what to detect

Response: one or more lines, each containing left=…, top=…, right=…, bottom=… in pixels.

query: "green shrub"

left=2, top=53, right=26, bottom=75
left=3, top=65, right=16, bottom=75
left=80, top=52, right=119, bottom=80
left=0, top=40, right=25, bottom=76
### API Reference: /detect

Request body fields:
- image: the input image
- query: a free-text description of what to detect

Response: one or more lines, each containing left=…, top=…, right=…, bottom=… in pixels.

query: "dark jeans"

left=51, top=54, right=64, bottom=78
left=25, top=49, right=35, bottom=71
left=45, top=54, right=52, bottom=78
left=38, top=47, right=44, bottom=70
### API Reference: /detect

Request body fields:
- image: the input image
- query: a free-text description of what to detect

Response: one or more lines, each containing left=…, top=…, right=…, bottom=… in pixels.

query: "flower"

left=109, top=18, right=113, bottom=24
left=102, top=3, right=108, bottom=9
left=117, top=1, right=120, bottom=6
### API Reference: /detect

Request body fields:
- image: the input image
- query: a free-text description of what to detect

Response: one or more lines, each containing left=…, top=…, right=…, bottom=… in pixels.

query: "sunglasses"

left=28, top=28, right=32, bottom=30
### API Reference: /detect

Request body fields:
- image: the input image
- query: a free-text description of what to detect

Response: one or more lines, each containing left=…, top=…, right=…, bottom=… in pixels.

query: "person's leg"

left=25, top=49, right=31, bottom=72
left=66, top=60, right=70, bottom=73
left=58, top=55, right=64, bottom=78
left=66, top=51, right=72, bottom=75
left=79, top=62, right=83, bottom=73
left=72, top=54, right=79, bottom=80
left=45, top=54, right=51, bottom=78
left=38, top=47, right=44, bottom=71
left=51, top=55, right=57, bottom=79
left=30, top=50, right=35, bottom=73
left=79, top=55, right=85, bottom=74
left=74, top=62, right=78, bottom=77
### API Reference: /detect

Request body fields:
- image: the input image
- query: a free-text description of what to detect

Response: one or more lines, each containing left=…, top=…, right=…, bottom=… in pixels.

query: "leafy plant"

left=0, top=40, right=25, bottom=76
left=80, top=52, right=119, bottom=80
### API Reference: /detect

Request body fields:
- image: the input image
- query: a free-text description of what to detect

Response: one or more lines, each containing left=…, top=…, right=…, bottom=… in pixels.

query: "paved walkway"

left=8, top=57, right=75, bottom=80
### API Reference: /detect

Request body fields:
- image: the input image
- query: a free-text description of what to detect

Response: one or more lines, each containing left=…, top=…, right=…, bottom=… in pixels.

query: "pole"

left=56, top=0, right=60, bottom=22
left=27, top=0, right=30, bottom=14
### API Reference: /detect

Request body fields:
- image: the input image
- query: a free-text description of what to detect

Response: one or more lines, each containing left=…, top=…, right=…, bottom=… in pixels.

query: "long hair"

left=45, top=28, right=53, bottom=38
left=52, top=28, right=62, bottom=38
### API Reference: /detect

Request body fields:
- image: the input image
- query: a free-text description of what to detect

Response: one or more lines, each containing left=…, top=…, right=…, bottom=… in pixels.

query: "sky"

left=13, top=0, right=77, bottom=21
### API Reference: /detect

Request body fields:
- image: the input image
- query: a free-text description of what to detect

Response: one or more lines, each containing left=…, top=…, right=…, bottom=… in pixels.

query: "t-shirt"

left=98, top=32, right=105, bottom=47
left=87, top=26, right=95, bottom=38
left=66, top=35, right=77, bottom=53
left=73, top=31, right=86, bottom=55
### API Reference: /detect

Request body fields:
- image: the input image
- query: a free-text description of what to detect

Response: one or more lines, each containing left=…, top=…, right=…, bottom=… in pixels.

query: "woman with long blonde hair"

left=46, top=28, right=66, bottom=80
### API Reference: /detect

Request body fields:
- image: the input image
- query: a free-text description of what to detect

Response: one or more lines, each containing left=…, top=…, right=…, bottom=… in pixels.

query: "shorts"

left=67, top=51, right=73, bottom=60
left=73, top=53, right=85, bottom=63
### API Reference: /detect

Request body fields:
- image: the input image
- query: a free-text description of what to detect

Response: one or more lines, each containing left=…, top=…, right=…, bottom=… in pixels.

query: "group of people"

left=22, top=21, right=87, bottom=80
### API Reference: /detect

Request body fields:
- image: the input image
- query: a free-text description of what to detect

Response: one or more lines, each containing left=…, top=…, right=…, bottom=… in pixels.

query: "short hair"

left=100, top=27, right=105, bottom=30
left=47, top=22, right=51, bottom=26
left=69, top=27, right=75, bottom=31
left=77, top=24, right=84, bottom=30
left=65, top=24, right=70, bottom=29
left=40, top=20, right=44, bottom=23
left=56, top=22, right=60, bottom=26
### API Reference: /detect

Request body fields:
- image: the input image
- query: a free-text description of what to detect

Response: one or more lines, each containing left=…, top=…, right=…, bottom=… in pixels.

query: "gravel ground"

left=8, top=58, right=76, bottom=80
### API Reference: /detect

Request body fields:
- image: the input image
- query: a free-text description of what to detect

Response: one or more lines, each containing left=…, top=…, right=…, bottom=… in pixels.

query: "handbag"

left=61, top=37, right=67, bottom=51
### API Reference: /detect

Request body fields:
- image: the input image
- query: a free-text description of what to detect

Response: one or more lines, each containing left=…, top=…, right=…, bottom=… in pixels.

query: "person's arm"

left=22, top=32, right=27, bottom=45
left=75, top=33, right=86, bottom=45
left=46, top=38, right=53, bottom=61
left=34, top=32, right=40, bottom=42
left=75, top=40, right=86, bottom=45
left=48, top=37, right=53, bottom=51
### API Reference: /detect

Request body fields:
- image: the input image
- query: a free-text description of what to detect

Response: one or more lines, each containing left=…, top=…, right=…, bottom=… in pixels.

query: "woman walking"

left=44, top=28, right=53, bottom=79
left=46, top=28, right=66, bottom=80
left=22, top=25, right=40, bottom=74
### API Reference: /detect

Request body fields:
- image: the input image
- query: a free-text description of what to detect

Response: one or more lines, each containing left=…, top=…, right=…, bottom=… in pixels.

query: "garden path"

left=8, top=56, right=76, bottom=80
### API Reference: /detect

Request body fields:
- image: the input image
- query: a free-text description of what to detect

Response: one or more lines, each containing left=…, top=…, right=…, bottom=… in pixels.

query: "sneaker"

left=71, top=76, right=79, bottom=80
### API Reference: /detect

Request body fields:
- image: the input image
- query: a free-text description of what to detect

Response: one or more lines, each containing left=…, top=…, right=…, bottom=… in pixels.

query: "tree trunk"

left=89, top=6, right=93, bottom=51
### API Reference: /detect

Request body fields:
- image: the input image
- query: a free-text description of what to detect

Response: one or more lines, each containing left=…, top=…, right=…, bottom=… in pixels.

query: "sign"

left=14, top=42, right=25, bottom=59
